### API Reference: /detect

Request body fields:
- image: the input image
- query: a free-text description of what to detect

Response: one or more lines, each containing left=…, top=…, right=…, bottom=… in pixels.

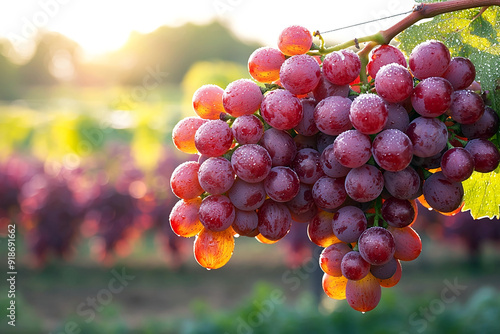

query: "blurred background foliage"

left=0, top=18, right=499, bottom=334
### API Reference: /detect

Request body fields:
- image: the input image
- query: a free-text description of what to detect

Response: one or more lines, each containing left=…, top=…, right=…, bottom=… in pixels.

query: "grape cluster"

left=169, top=25, right=500, bottom=311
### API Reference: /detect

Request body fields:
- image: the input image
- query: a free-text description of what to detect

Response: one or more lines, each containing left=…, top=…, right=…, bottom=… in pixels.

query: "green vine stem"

left=308, top=0, right=500, bottom=84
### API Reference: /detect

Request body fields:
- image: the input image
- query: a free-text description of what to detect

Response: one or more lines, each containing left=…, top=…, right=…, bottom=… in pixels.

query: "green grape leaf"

left=462, top=165, right=500, bottom=219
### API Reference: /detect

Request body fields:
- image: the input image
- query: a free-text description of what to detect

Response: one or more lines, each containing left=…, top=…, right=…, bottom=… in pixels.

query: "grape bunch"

left=169, top=25, right=500, bottom=311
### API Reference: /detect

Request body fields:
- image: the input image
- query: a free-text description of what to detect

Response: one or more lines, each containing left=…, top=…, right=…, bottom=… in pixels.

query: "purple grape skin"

left=294, top=134, right=318, bottom=151
left=349, top=94, right=388, bottom=135
left=406, top=117, right=448, bottom=158
left=341, top=251, right=370, bottom=281
left=257, top=199, right=292, bottom=241
left=344, top=164, right=384, bottom=203
left=411, top=149, right=445, bottom=169
left=231, top=114, right=264, bottom=144
left=383, top=166, right=421, bottom=200
left=260, top=89, right=303, bottom=130
left=312, top=176, right=346, bottom=211
left=231, top=144, right=272, bottom=183
left=449, top=90, right=485, bottom=125
left=322, top=49, right=361, bottom=85
left=422, top=172, right=464, bottom=213
left=381, top=197, right=415, bottom=228
left=411, top=77, right=453, bottom=118
left=198, top=157, right=235, bottom=195
left=286, top=183, right=316, bottom=217
left=383, top=103, right=410, bottom=132
left=440, top=148, right=474, bottom=182
left=264, top=166, right=300, bottom=202
left=367, top=44, right=407, bottom=79
left=375, top=63, right=413, bottom=103
left=316, top=132, right=336, bottom=153
left=371, top=129, right=413, bottom=172
left=199, top=195, right=235, bottom=232
left=409, top=40, right=451, bottom=79
left=227, top=178, right=266, bottom=211
left=312, top=71, right=350, bottom=102
left=358, top=226, right=396, bottom=265
left=313, top=96, right=352, bottom=135
left=259, top=128, right=297, bottom=167
left=370, top=257, right=398, bottom=280
left=295, top=98, right=319, bottom=136
left=290, top=148, right=325, bottom=184
left=465, top=139, right=500, bottom=173
left=332, top=206, right=367, bottom=243
left=442, top=56, right=476, bottom=91
left=232, top=209, right=259, bottom=236
left=461, top=106, right=499, bottom=139
left=320, top=143, right=351, bottom=178
left=194, top=119, right=234, bottom=157
left=333, top=130, right=372, bottom=169
left=279, top=54, right=321, bottom=95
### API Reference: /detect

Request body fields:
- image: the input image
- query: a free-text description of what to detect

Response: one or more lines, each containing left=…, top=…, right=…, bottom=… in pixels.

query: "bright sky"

left=0, top=0, right=417, bottom=57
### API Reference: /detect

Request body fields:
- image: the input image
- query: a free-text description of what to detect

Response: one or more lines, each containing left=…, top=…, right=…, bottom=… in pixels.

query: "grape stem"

left=309, top=0, right=500, bottom=85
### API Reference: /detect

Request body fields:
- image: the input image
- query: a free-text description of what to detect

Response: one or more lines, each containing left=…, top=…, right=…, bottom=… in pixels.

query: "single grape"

left=231, top=144, right=272, bottom=183
left=194, top=228, right=234, bottom=269
left=333, top=130, right=372, bottom=169
left=411, top=77, right=453, bottom=117
left=358, top=226, right=395, bottom=265
left=332, top=206, right=367, bottom=243
left=323, top=50, right=361, bottom=85
left=387, top=226, right=422, bottom=261
left=232, top=114, right=264, bottom=145
left=320, top=143, right=351, bottom=178
left=169, top=198, right=203, bottom=237
left=295, top=98, right=319, bottom=136
left=307, top=211, right=340, bottom=247
left=198, top=157, right=235, bottom=195
left=222, top=79, right=263, bottom=117
left=345, top=273, right=381, bottom=312
left=290, top=148, right=325, bottom=184
left=381, top=197, right=416, bottom=228
left=367, top=44, right=407, bottom=79
left=319, top=242, right=352, bottom=276
left=341, top=251, right=371, bottom=281
left=264, top=166, right=300, bottom=202
left=195, top=120, right=234, bottom=157
left=350, top=94, right=388, bottom=135
left=442, top=56, right=476, bottom=90
left=440, top=147, right=474, bottom=182
left=461, top=106, right=500, bottom=140
left=322, top=273, right=347, bottom=300
left=313, top=72, right=350, bottom=102
left=465, top=139, right=500, bottom=173
left=248, top=47, right=286, bottom=83
left=312, top=176, right=346, bottom=210
left=378, top=259, right=402, bottom=287
left=383, top=103, right=410, bottom=132
left=370, top=257, right=397, bottom=280
left=172, top=117, right=208, bottom=154
left=375, top=63, right=413, bottom=103
left=409, top=40, right=451, bottom=79
left=314, top=96, right=352, bottom=135
left=383, top=166, right=421, bottom=200
left=257, top=199, right=292, bottom=241
left=372, top=129, right=413, bottom=172
left=227, top=177, right=266, bottom=211
left=259, top=128, right=297, bottom=166
left=170, top=161, right=204, bottom=200
left=406, top=117, right=448, bottom=158
left=422, top=171, right=464, bottom=213
left=232, top=209, right=259, bottom=237
left=345, top=165, right=384, bottom=203
left=280, top=54, right=321, bottom=95
left=199, top=194, right=235, bottom=232
left=192, top=84, right=225, bottom=120
left=260, top=89, right=303, bottom=130
left=449, top=90, right=485, bottom=125
left=278, top=25, right=313, bottom=56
